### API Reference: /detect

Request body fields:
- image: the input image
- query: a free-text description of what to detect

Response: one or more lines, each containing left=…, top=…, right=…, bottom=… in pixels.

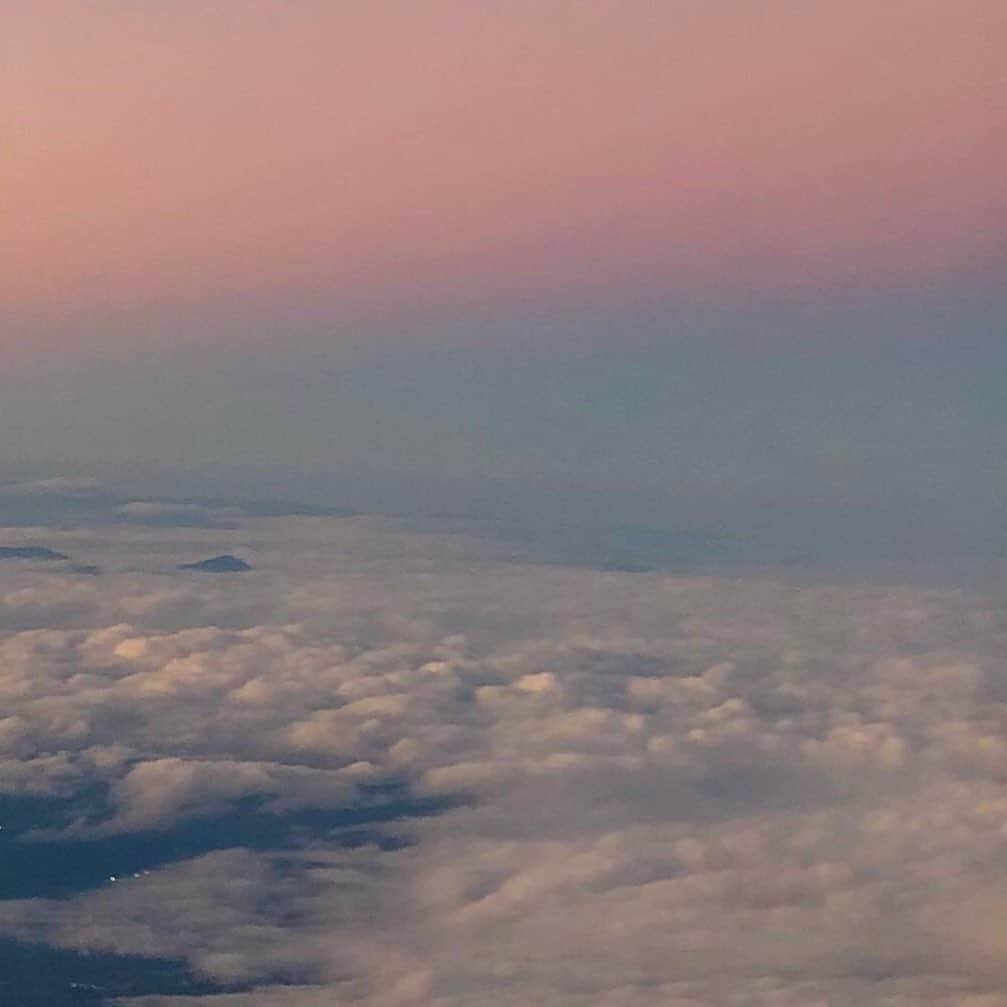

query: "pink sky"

left=2, top=0, right=1004, bottom=345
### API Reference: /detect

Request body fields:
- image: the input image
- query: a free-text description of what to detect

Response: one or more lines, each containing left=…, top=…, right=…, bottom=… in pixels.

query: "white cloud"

left=1, top=515, right=1007, bottom=1004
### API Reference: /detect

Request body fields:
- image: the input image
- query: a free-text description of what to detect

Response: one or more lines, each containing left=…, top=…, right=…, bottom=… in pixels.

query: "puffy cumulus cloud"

left=1, top=515, right=1007, bottom=1004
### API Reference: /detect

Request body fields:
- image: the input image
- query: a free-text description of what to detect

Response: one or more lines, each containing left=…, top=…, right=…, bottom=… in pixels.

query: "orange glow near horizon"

left=2, top=1, right=1004, bottom=344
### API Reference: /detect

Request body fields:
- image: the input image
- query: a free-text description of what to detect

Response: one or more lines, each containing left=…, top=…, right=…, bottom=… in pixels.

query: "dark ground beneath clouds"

left=1, top=510, right=1007, bottom=1006
left=0, top=937, right=234, bottom=1006
left=0, top=787, right=462, bottom=900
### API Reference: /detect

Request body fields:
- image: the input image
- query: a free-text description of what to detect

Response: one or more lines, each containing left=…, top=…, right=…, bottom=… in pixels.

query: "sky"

left=1, top=0, right=1005, bottom=506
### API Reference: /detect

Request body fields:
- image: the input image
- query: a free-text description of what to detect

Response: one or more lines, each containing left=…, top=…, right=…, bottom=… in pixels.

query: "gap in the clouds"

left=0, top=787, right=469, bottom=901
left=0, top=786, right=114, bottom=844
left=0, top=937, right=254, bottom=1007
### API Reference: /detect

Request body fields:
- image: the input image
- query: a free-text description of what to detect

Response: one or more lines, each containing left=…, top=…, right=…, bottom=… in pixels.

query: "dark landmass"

left=0, top=785, right=468, bottom=1003
left=0, top=938, right=238, bottom=1006
left=178, top=554, right=251, bottom=573
left=0, top=546, right=70, bottom=561
left=68, top=564, right=101, bottom=576
left=0, top=786, right=467, bottom=900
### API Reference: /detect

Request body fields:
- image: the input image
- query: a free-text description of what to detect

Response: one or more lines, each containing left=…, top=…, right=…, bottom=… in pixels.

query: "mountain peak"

left=178, top=554, right=251, bottom=573
left=0, top=546, right=69, bottom=561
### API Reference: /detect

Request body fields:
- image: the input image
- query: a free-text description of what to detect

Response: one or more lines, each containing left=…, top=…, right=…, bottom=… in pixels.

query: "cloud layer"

left=2, top=516, right=1007, bottom=1005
